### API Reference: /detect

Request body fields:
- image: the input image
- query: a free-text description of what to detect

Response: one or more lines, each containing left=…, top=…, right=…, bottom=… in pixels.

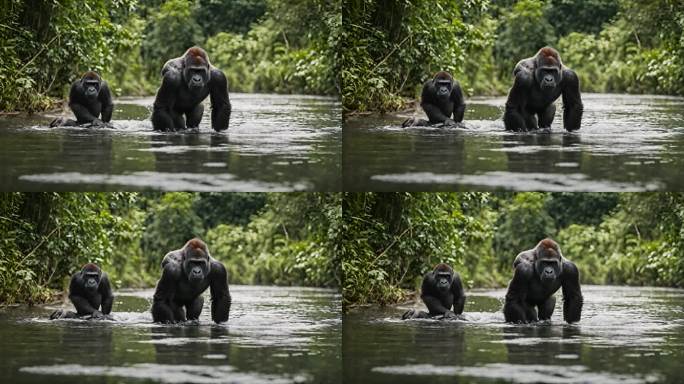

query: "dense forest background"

left=342, top=192, right=684, bottom=308
left=0, top=192, right=341, bottom=304
left=343, top=0, right=684, bottom=111
left=0, top=0, right=340, bottom=112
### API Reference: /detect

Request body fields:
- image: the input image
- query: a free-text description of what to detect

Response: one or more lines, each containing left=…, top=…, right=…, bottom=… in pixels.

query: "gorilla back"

left=151, top=47, right=231, bottom=132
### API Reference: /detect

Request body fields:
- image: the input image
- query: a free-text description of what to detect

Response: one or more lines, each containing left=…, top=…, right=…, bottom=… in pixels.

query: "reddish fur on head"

left=184, top=46, right=209, bottom=66
left=537, top=47, right=561, bottom=67
left=184, top=237, right=208, bottom=258
left=82, top=263, right=100, bottom=272
left=537, top=238, right=560, bottom=258
left=82, top=71, right=101, bottom=81
left=433, top=71, right=453, bottom=81
left=434, top=263, right=453, bottom=273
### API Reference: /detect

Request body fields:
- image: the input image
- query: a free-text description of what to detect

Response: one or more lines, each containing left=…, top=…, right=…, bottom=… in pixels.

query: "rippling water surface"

left=343, top=285, right=684, bottom=384
left=0, top=285, right=341, bottom=384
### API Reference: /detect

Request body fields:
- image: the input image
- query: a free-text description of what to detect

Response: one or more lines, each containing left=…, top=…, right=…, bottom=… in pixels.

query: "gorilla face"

left=83, top=79, right=100, bottom=100
left=184, top=254, right=209, bottom=283
left=535, top=257, right=561, bottom=283
left=83, top=271, right=100, bottom=291
left=436, top=79, right=452, bottom=98
left=536, top=66, right=561, bottom=90
left=184, top=66, right=209, bottom=92
left=435, top=271, right=452, bottom=292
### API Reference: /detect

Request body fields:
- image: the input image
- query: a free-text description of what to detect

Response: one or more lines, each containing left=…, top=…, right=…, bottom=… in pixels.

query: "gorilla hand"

left=444, top=118, right=457, bottom=127
left=443, top=310, right=457, bottom=319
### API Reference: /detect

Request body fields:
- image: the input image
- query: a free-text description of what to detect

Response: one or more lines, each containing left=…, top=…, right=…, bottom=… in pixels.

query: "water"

left=343, top=285, right=684, bottom=384
left=0, top=285, right=341, bottom=384
left=0, top=94, right=341, bottom=191
left=343, top=94, right=684, bottom=191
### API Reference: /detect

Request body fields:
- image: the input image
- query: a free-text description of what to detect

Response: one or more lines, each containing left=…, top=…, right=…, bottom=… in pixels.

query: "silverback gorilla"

left=402, top=263, right=466, bottom=319
left=50, top=71, right=114, bottom=127
left=503, top=47, right=583, bottom=132
left=504, top=238, right=583, bottom=323
left=151, top=238, right=231, bottom=323
left=151, top=47, right=231, bottom=131
left=402, top=71, right=466, bottom=127
left=50, top=263, right=114, bottom=320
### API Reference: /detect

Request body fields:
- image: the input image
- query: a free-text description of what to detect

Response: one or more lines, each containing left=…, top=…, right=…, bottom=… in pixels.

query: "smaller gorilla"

left=503, top=238, right=583, bottom=323
left=151, top=46, right=231, bottom=132
left=151, top=238, right=231, bottom=324
left=402, top=263, right=466, bottom=319
left=503, top=47, right=583, bottom=132
left=50, top=71, right=114, bottom=127
left=50, top=263, right=114, bottom=320
left=402, top=71, right=466, bottom=128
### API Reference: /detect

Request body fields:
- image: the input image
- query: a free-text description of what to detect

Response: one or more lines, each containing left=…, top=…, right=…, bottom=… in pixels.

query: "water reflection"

left=0, top=94, right=341, bottom=191
left=344, top=94, right=684, bottom=191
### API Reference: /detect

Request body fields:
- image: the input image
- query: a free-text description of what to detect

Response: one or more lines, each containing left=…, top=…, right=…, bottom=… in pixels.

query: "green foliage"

left=140, top=193, right=204, bottom=269
left=545, top=0, right=618, bottom=36
left=342, top=0, right=490, bottom=111
left=342, top=192, right=500, bottom=308
left=492, top=193, right=555, bottom=268
left=494, top=0, right=556, bottom=76
left=544, top=193, right=619, bottom=228
left=195, top=0, right=267, bottom=35
left=141, top=0, right=204, bottom=79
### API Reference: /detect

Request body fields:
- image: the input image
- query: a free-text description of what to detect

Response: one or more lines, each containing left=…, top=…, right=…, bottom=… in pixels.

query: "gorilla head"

left=182, top=47, right=210, bottom=92
left=534, top=238, right=563, bottom=283
left=81, top=72, right=102, bottom=101
left=81, top=263, right=102, bottom=292
left=433, top=263, right=454, bottom=293
left=533, top=47, right=563, bottom=91
left=432, top=71, right=454, bottom=99
left=182, top=238, right=210, bottom=284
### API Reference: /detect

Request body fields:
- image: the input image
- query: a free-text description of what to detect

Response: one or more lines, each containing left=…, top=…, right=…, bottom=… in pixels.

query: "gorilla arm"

left=209, top=261, right=231, bottom=323
left=451, top=83, right=466, bottom=123
left=503, top=70, right=532, bottom=131
left=503, top=263, right=533, bottom=322
left=209, top=68, right=231, bottom=132
left=151, top=263, right=180, bottom=322
left=561, top=260, right=583, bottom=323
left=451, top=273, right=466, bottom=315
left=99, top=273, right=114, bottom=315
left=151, top=70, right=181, bottom=131
left=561, top=69, right=583, bottom=131
left=99, top=82, right=114, bottom=123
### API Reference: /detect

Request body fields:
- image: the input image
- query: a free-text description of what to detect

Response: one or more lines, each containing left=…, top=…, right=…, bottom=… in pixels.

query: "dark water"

left=0, top=94, right=341, bottom=191
left=343, top=94, right=684, bottom=191
left=0, top=285, right=341, bottom=384
left=343, top=285, right=684, bottom=384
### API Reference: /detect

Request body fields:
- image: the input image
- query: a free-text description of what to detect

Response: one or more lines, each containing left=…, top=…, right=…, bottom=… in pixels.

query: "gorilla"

left=151, top=46, right=231, bottom=132
left=503, top=238, right=583, bottom=323
left=503, top=47, right=583, bottom=132
left=402, top=263, right=466, bottom=319
left=50, top=263, right=114, bottom=320
left=402, top=71, right=466, bottom=128
left=50, top=71, right=114, bottom=127
left=151, top=238, right=231, bottom=323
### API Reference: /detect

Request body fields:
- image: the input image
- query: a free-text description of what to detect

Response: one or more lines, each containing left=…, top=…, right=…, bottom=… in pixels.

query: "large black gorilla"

left=402, top=263, right=466, bottom=319
left=402, top=71, right=466, bottom=127
left=503, top=238, right=583, bottom=323
left=151, top=47, right=231, bottom=132
left=50, top=71, right=114, bottom=127
left=50, top=263, right=114, bottom=319
left=503, top=47, right=583, bottom=132
left=151, top=238, right=231, bottom=323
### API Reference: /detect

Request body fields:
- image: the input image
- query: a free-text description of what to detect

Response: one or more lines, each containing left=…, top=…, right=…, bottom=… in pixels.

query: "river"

left=343, top=94, right=684, bottom=191
left=343, top=285, right=684, bottom=384
left=0, top=285, right=341, bottom=384
left=0, top=94, right=341, bottom=191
